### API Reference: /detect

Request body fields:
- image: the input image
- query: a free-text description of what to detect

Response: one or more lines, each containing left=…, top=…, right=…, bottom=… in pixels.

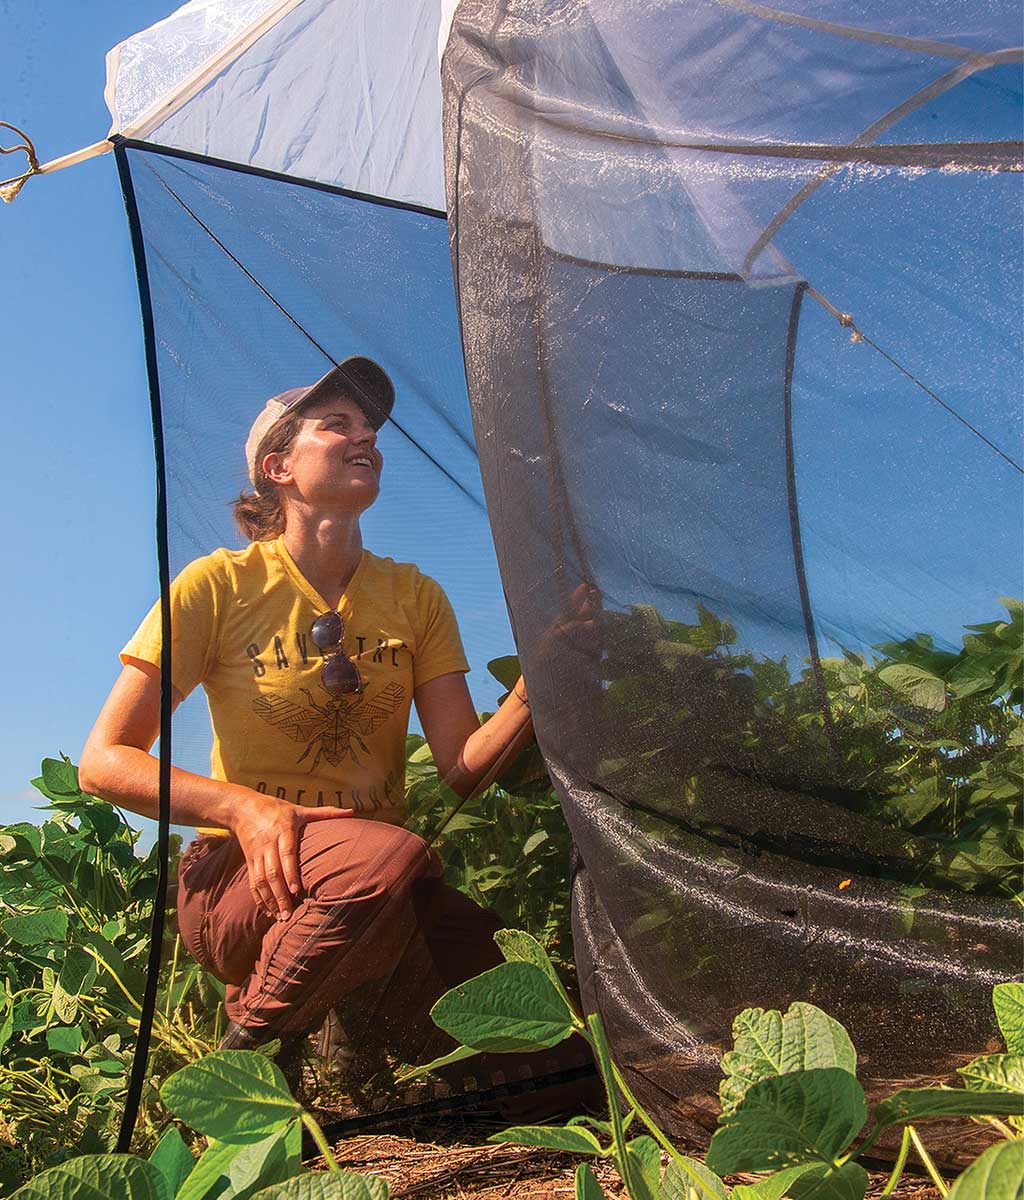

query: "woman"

left=79, top=356, right=543, bottom=1088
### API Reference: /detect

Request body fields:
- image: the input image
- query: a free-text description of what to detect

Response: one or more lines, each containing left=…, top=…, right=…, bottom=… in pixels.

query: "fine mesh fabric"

left=118, top=142, right=544, bottom=1111
left=441, top=0, right=1022, bottom=1148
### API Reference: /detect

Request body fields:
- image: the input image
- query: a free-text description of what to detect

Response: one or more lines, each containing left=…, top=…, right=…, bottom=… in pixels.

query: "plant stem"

left=586, top=1013, right=644, bottom=1199
left=611, top=1060, right=701, bottom=1180
left=908, top=1126, right=948, bottom=1196
left=301, top=1113, right=340, bottom=1174
left=878, top=1127, right=911, bottom=1198
left=164, top=935, right=181, bottom=1021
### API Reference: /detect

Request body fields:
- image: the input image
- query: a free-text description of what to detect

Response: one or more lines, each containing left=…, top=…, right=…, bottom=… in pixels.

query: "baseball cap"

left=245, top=356, right=395, bottom=485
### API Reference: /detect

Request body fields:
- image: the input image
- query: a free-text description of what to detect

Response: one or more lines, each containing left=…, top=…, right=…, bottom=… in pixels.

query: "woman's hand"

left=230, top=794, right=354, bottom=920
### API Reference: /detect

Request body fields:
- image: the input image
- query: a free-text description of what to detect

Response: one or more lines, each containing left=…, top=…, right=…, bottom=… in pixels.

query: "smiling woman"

left=76, top=354, right=547, bottom=1090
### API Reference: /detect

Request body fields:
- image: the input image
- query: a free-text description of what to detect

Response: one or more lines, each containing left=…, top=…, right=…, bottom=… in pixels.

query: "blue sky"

left=2, top=2, right=177, bottom=828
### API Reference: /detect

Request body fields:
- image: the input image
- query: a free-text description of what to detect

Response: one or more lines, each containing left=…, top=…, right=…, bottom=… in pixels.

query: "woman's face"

left=262, top=394, right=383, bottom=512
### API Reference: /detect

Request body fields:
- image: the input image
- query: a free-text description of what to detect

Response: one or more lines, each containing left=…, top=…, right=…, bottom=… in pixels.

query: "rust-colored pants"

left=177, top=817, right=504, bottom=1049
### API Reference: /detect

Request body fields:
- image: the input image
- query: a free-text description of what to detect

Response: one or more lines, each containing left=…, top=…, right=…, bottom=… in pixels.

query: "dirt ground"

left=315, top=1118, right=943, bottom=1199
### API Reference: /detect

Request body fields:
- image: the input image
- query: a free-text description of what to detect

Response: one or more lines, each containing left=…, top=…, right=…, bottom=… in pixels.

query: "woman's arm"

left=79, top=660, right=353, bottom=920
left=414, top=671, right=534, bottom=800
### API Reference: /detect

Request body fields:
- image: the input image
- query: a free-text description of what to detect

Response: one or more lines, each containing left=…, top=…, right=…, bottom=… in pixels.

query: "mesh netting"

left=441, top=0, right=1022, bottom=1150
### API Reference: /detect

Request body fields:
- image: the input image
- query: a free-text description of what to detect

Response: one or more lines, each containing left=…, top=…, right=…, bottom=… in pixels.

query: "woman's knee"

left=299, top=818, right=439, bottom=904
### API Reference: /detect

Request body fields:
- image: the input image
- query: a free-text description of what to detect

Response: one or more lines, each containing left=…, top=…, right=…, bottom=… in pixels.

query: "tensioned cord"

left=807, top=287, right=1023, bottom=475
left=150, top=172, right=487, bottom=512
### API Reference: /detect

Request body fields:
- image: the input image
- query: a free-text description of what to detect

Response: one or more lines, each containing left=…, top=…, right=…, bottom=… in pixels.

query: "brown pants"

left=177, top=817, right=504, bottom=1050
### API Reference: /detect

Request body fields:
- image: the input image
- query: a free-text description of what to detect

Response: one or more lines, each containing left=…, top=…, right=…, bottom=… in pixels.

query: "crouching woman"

left=79, top=358, right=539, bottom=1086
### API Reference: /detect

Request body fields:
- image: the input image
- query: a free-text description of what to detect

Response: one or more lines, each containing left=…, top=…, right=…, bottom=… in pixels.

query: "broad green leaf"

left=397, top=1043, right=480, bottom=1082
left=621, top=1146, right=659, bottom=1200
left=161, top=1051, right=301, bottom=1144
left=40, top=756, right=81, bottom=797
left=2, top=909, right=69, bottom=946
left=251, top=1175, right=391, bottom=1199
left=660, top=1155, right=729, bottom=1200
left=430, top=962, right=576, bottom=1052
left=10, top=1154, right=169, bottom=1200
left=707, top=1069, right=867, bottom=1176
left=947, top=1141, right=1024, bottom=1200
left=720, top=1003, right=857, bottom=1115
left=788, top=1163, right=868, bottom=1200
left=958, top=1054, right=1024, bottom=1094
left=994, top=983, right=1024, bottom=1054
left=874, top=1086, right=1024, bottom=1127
left=625, top=1136, right=661, bottom=1199
left=575, top=1163, right=607, bottom=1200
left=493, top=928, right=575, bottom=1013
left=47, top=1024, right=84, bottom=1054
left=487, top=656, right=522, bottom=689
left=227, top=1125, right=298, bottom=1200
left=877, top=664, right=946, bottom=712
left=733, top=1164, right=821, bottom=1200
left=149, top=1127, right=195, bottom=1196
left=176, top=1139, right=243, bottom=1200
left=489, top=1123, right=602, bottom=1154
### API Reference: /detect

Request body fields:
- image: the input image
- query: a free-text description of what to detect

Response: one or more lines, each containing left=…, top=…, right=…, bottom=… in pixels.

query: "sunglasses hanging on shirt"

left=311, top=610, right=363, bottom=696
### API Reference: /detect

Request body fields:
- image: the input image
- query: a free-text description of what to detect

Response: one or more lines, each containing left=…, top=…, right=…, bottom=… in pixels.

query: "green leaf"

left=493, top=929, right=576, bottom=1014
left=574, top=1163, right=607, bottom=1200
left=947, top=1141, right=1024, bottom=1200
left=430, top=962, right=576, bottom=1052
left=40, top=757, right=81, bottom=798
left=227, top=1125, right=298, bottom=1200
left=707, top=1069, right=867, bottom=1176
left=47, top=1024, right=84, bottom=1054
left=176, top=1139, right=243, bottom=1200
left=250, top=1175, right=391, bottom=1199
left=720, top=1003, right=857, bottom=1115
left=487, top=656, right=521, bottom=689
left=161, top=1051, right=301, bottom=1144
left=958, top=1054, right=1024, bottom=1094
left=626, top=1136, right=661, bottom=1196
left=10, top=1154, right=169, bottom=1200
left=489, top=1124, right=602, bottom=1154
left=1, top=909, right=69, bottom=946
left=398, top=1043, right=480, bottom=1082
left=149, top=1127, right=195, bottom=1196
left=787, top=1163, right=868, bottom=1200
left=660, top=1155, right=729, bottom=1199
left=733, top=1164, right=822, bottom=1200
left=994, top=983, right=1024, bottom=1054
left=877, top=664, right=946, bottom=712
left=874, top=1087, right=1023, bottom=1127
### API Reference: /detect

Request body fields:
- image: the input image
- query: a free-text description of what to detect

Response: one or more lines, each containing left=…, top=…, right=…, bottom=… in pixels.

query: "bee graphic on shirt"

left=252, top=682, right=405, bottom=771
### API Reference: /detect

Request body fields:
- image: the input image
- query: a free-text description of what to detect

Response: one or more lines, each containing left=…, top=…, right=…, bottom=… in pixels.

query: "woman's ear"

left=261, top=450, right=292, bottom=486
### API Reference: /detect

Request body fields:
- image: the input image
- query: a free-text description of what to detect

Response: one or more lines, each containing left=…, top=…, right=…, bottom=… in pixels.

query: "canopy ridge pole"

left=741, top=46, right=1024, bottom=275
left=805, top=287, right=1023, bottom=476
left=148, top=168, right=486, bottom=510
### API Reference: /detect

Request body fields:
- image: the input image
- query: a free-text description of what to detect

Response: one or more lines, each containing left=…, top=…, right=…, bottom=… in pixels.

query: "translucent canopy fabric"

left=441, top=0, right=1022, bottom=1153
left=105, top=0, right=450, bottom=206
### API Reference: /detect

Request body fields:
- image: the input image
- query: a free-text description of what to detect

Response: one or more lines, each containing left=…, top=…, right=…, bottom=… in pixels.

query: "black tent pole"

left=113, top=137, right=174, bottom=1153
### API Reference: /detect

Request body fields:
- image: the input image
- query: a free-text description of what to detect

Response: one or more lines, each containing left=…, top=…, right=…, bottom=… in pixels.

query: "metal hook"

left=0, top=121, right=41, bottom=203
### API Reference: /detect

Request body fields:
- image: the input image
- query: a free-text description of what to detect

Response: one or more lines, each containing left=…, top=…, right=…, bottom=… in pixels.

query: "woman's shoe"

left=218, top=1020, right=307, bottom=1098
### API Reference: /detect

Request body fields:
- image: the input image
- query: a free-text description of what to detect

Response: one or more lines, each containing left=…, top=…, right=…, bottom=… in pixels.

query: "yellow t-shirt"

left=121, top=537, right=468, bottom=835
